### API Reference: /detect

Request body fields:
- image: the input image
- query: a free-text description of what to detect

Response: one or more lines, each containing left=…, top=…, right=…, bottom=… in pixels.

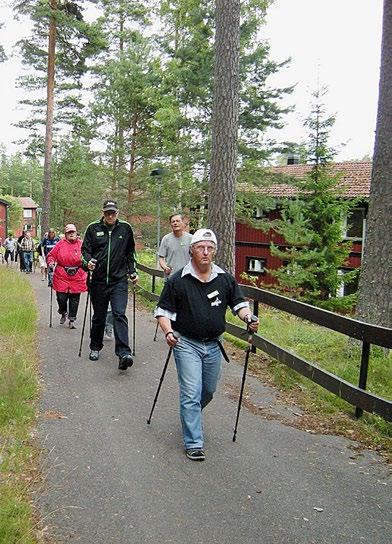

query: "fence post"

left=251, top=300, right=259, bottom=353
left=355, top=341, right=371, bottom=419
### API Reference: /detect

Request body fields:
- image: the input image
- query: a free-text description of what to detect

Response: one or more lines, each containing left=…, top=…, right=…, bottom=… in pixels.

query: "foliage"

left=268, top=88, right=358, bottom=309
left=7, top=0, right=295, bottom=233
left=0, top=22, right=7, bottom=62
left=13, top=0, right=105, bottom=154
left=0, top=194, right=23, bottom=233
left=51, top=137, right=108, bottom=230
left=0, top=147, right=43, bottom=203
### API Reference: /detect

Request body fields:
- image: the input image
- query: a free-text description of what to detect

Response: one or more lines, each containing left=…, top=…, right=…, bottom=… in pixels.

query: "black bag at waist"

left=63, top=265, right=80, bottom=276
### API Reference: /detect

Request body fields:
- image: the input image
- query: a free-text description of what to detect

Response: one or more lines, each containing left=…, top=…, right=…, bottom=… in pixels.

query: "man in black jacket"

left=81, top=200, right=138, bottom=370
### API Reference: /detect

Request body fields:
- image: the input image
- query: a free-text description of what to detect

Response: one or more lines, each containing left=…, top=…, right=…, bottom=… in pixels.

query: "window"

left=343, top=208, right=366, bottom=240
left=337, top=270, right=359, bottom=297
left=246, top=257, right=267, bottom=275
left=254, top=206, right=266, bottom=219
left=23, top=209, right=33, bottom=218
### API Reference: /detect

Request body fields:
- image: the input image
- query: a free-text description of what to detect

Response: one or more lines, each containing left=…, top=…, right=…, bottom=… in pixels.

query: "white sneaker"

left=104, top=327, right=114, bottom=340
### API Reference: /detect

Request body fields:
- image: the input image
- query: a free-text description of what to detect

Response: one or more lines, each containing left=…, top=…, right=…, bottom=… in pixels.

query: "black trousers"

left=56, top=292, right=81, bottom=321
left=89, top=280, right=131, bottom=357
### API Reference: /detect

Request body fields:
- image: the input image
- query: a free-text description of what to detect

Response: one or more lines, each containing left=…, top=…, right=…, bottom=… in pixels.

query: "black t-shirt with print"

left=157, top=269, right=245, bottom=340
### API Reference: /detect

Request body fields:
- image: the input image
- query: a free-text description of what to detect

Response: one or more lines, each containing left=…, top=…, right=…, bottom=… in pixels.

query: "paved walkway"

left=29, top=273, right=391, bottom=544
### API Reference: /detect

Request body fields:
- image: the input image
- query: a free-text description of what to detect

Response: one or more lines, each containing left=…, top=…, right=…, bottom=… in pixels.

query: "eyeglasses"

left=193, top=245, right=215, bottom=254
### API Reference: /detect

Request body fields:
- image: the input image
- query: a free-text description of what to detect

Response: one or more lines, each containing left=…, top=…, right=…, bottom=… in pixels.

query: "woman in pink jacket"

left=47, top=224, right=88, bottom=329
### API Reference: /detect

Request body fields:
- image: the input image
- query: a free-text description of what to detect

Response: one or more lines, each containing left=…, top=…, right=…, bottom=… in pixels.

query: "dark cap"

left=102, top=199, right=119, bottom=212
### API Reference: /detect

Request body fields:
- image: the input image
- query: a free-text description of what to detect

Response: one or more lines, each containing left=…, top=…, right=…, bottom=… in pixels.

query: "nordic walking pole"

left=48, top=266, right=53, bottom=328
left=153, top=321, right=159, bottom=341
left=132, top=284, right=136, bottom=356
left=78, top=260, right=96, bottom=357
left=147, top=346, right=173, bottom=424
left=49, top=285, right=53, bottom=328
left=78, top=284, right=90, bottom=357
left=232, top=315, right=258, bottom=442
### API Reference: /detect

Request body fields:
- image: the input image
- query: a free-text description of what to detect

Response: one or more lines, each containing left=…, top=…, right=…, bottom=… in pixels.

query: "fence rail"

left=136, top=262, right=392, bottom=422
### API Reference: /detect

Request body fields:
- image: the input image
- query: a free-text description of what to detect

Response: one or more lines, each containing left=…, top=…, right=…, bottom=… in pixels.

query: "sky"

left=0, top=0, right=384, bottom=161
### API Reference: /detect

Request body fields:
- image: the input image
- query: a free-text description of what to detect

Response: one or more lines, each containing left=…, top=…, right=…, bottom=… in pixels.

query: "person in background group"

left=19, top=231, right=35, bottom=273
left=0, top=241, right=5, bottom=264
left=41, top=228, right=60, bottom=258
left=155, top=228, right=259, bottom=462
left=158, top=213, right=193, bottom=279
left=3, top=234, right=16, bottom=266
left=16, top=232, right=26, bottom=271
left=36, top=240, right=48, bottom=281
left=46, top=224, right=87, bottom=329
left=81, top=199, right=138, bottom=370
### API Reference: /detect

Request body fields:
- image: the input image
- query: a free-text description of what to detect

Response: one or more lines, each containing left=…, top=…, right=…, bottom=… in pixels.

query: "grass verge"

left=225, top=305, right=392, bottom=461
left=0, top=267, right=41, bottom=543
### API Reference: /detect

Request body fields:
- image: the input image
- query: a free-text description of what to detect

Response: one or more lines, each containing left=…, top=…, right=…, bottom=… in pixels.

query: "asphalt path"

left=30, top=273, right=391, bottom=544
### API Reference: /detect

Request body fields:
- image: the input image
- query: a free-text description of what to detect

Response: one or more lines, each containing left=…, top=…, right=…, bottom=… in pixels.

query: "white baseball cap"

left=190, top=228, right=217, bottom=246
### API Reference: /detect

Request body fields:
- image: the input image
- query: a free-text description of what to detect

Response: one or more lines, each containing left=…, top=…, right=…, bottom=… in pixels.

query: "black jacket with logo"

left=81, top=218, right=136, bottom=285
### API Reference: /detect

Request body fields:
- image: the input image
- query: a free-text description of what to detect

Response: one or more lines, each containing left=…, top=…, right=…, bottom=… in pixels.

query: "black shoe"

left=185, top=449, right=205, bottom=461
left=118, top=354, right=133, bottom=370
left=89, top=350, right=100, bottom=361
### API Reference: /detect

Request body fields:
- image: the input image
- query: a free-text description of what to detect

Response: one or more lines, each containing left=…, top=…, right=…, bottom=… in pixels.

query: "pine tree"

left=269, top=87, right=358, bottom=310
left=208, top=0, right=241, bottom=271
left=13, top=0, right=104, bottom=232
left=356, top=0, right=392, bottom=327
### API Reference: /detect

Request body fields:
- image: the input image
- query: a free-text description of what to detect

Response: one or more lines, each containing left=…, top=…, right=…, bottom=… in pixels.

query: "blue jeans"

left=173, top=335, right=222, bottom=450
left=90, top=281, right=131, bottom=357
left=23, top=251, right=33, bottom=272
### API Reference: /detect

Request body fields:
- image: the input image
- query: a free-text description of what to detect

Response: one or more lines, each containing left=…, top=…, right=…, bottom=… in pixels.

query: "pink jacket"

left=47, top=238, right=87, bottom=294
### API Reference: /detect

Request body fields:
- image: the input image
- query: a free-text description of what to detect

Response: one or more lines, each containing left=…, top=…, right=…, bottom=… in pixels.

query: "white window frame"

left=247, top=257, right=266, bottom=274
left=342, top=208, right=366, bottom=241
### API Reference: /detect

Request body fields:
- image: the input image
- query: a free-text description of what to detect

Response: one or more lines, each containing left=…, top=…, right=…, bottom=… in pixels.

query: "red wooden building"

left=0, top=198, right=10, bottom=242
left=235, top=162, right=371, bottom=295
left=15, top=197, right=39, bottom=238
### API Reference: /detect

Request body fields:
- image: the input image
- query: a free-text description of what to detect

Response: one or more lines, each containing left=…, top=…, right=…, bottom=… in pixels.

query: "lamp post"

left=150, top=168, right=166, bottom=266
left=36, top=207, right=42, bottom=240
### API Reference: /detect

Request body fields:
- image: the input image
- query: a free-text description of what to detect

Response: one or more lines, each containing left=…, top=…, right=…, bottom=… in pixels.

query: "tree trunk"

left=42, top=0, right=57, bottom=234
left=208, top=0, right=240, bottom=273
left=356, top=0, right=392, bottom=327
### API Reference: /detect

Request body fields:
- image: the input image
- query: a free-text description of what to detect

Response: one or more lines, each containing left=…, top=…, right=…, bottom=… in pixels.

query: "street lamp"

left=150, top=168, right=167, bottom=265
left=36, top=207, right=42, bottom=240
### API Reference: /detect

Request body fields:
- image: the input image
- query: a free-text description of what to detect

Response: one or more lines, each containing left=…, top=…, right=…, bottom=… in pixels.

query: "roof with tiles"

left=18, top=196, right=39, bottom=209
left=242, top=161, right=372, bottom=199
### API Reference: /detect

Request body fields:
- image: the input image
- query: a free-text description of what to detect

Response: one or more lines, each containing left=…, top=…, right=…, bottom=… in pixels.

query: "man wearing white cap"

left=155, top=228, right=259, bottom=461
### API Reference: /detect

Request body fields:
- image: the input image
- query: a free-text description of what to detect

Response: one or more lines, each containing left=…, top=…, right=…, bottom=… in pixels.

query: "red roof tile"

left=241, top=161, right=372, bottom=199
left=18, top=197, right=39, bottom=209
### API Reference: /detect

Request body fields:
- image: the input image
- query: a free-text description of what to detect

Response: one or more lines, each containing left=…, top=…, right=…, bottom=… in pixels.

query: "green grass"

left=227, top=304, right=392, bottom=455
left=0, top=267, right=41, bottom=543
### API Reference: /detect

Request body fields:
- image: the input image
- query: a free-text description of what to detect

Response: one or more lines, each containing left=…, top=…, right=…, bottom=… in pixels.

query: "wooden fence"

left=136, top=262, right=392, bottom=422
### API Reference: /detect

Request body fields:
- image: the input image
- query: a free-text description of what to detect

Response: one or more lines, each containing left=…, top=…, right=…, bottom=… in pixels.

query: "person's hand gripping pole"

left=232, top=315, right=259, bottom=442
